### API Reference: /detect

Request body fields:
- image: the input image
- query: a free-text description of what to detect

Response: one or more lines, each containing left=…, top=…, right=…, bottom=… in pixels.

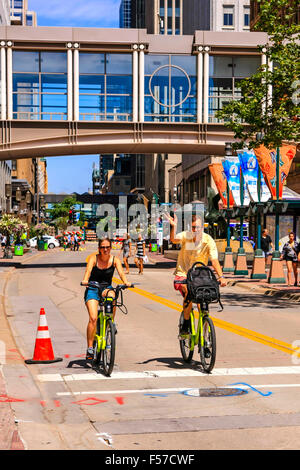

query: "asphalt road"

left=2, top=243, right=300, bottom=451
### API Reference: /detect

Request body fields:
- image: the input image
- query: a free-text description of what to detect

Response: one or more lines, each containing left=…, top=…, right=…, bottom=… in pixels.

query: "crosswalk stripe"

left=36, top=365, right=300, bottom=383
left=56, top=383, right=300, bottom=397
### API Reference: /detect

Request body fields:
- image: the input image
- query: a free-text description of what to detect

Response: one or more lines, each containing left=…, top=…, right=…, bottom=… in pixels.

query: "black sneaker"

left=180, top=320, right=190, bottom=335
left=86, top=347, right=94, bottom=361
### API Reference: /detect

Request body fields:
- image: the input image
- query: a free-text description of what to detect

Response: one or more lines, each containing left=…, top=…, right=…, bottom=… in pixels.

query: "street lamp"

left=250, top=133, right=267, bottom=279
left=15, top=187, right=21, bottom=203
left=222, top=143, right=235, bottom=273
left=5, top=183, right=11, bottom=213
left=25, top=191, right=32, bottom=224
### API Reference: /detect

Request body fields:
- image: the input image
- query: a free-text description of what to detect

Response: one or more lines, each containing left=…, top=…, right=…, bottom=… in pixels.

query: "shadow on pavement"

left=138, top=356, right=203, bottom=371
left=220, top=291, right=297, bottom=308
left=8, top=261, right=177, bottom=270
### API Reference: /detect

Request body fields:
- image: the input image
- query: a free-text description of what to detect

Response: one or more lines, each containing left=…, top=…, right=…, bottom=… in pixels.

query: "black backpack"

left=186, top=262, right=223, bottom=310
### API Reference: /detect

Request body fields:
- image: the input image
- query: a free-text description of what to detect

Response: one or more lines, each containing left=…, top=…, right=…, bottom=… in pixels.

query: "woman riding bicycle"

left=81, top=237, right=131, bottom=360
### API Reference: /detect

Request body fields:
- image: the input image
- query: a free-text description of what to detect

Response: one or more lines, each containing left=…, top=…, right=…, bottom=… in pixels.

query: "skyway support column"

left=7, top=42, right=13, bottom=121
left=139, top=45, right=145, bottom=123
left=197, top=47, right=203, bottom=124
left=132, top=45, right=138, bottom=123
left=73, top=43, right=79, bottom=122
left=1, top=43, right=6, bottom=121
left=203, top=46, right=210, bottom=124
left=67, top=43, right=73, bottom=122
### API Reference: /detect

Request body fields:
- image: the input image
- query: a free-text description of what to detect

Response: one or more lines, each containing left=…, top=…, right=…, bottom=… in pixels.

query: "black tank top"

left=89, top=255, right=115, bottom=286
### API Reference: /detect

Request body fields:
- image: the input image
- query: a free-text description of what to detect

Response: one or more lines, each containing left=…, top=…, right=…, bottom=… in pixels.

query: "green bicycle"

left=82, top=281, right=133, bottom=376
left=175, top=280, right=217, bottom=373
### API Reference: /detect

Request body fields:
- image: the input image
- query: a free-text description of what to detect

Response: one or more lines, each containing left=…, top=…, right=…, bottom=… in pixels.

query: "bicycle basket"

left=186, top=262, right=223, bottom=309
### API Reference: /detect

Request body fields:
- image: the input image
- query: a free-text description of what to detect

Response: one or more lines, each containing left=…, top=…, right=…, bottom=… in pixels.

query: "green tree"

left=49, top=196, right=78, bottom=220
left=217, top=0, right=299, bottom=149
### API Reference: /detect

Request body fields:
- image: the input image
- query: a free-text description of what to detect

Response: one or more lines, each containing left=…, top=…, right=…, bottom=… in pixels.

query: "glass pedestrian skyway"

left=0, top=27, right=267, bottom=125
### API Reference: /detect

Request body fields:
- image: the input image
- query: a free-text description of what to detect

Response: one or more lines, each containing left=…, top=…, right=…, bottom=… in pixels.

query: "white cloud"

left=28, top=0, right=120, bottom=27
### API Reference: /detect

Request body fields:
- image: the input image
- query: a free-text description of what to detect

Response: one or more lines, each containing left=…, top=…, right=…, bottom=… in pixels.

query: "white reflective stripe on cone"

left=36, top=331, right=50, bottom=339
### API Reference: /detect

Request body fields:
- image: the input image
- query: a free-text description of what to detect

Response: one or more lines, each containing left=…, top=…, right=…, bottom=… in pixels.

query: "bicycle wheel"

left=179, top=311, right=194, bottom=363
left=102, top=319, right=116, bottom=376
left=92, top=338, right=101, bottom=366
left=199, top=316, right=216, bottom=373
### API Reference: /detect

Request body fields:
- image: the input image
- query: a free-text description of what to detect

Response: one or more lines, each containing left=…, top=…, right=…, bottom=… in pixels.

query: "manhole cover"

left=183, top=388, right=247, bottom=397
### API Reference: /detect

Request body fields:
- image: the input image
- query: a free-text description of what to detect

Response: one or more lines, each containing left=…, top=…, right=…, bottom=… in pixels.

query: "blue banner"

left=237, top=149, right=271, bottom=203
left=222, top=156, right=250, bottom=207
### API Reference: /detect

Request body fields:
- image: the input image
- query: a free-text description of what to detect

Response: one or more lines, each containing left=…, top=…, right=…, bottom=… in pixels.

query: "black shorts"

left=285, top=256, right=298, bottom=263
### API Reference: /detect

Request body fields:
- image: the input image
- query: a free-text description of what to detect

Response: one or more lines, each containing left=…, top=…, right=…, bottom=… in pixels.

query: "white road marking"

left=37, top=365, right=300, bottom=383
left=56, top=383, right=300, bottom=397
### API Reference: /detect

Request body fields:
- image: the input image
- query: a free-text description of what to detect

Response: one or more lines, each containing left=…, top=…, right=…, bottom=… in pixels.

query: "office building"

left=10, top=0, right=37, bottom=26
left=119, top=0, right=132, bottom=28
left=128, top=0, right=250, bottom=35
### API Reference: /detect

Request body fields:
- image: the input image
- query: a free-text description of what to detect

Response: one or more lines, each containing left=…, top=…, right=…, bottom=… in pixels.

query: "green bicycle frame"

left=189, top=305, right=207, bottom=351
left=94, top=297, right=114, bottom=353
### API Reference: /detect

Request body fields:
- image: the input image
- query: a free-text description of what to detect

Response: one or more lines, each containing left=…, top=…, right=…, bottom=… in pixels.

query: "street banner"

left=222, top=157, right=250, bottom=207
left=237, top=149, right=271, bottom=203
left=208, top=163, right=234, bottom=207
left=254, top=144, right=297, bottom=200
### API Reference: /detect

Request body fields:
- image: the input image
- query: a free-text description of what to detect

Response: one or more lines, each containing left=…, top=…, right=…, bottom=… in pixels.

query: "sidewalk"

left=0, top=249, right=44, bottom=450
left=148, top=250, right=300, bottom=303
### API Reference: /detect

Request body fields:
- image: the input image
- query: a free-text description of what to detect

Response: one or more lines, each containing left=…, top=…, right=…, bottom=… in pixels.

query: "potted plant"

left=0, top=214, right=23, bottom=259
left=34, top=222, right=49, bottom=251
left=13, top=221, right=29, bottom=256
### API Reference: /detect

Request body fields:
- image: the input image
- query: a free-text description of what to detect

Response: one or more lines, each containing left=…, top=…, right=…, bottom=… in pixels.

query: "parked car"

left=29, top=235, right=60, bottom=249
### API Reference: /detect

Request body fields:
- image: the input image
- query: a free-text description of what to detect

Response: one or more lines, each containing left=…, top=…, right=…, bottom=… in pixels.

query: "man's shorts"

left=173, top=275, right=187, bottom=298
left=84, top=285, right=113, bottom=303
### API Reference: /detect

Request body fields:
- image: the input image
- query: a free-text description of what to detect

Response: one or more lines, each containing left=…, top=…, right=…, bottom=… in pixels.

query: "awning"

left=11, top=179, right=31, bottom=191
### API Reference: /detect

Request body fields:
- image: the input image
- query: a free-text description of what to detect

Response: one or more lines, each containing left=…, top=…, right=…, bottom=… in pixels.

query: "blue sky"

left=28, top=0, right=120, bottom=194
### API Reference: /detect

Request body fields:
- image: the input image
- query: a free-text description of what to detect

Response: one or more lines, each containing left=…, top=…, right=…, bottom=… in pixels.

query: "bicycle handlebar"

left=80, top=281, right=134, bottom=290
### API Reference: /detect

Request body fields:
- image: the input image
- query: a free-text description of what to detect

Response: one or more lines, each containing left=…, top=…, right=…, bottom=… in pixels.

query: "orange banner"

left=209, top=163, right=234, bottom=208
left=254, top=144, right=297, bottom=200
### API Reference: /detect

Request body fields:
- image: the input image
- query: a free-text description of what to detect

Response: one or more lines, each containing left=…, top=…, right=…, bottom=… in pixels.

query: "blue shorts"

left=84, top=285, right=113, bottom=303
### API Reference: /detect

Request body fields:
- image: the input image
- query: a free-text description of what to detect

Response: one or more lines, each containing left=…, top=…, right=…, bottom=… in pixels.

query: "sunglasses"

left=99, top=246, right=111, bottom=250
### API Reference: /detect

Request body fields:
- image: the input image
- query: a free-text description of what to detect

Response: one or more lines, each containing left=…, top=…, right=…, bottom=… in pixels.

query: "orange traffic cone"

left=25, top=308, right=62, bottom=364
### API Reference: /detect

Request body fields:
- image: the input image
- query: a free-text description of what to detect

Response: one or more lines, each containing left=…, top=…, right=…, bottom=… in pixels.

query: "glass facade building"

left=145, top=55, right=196, bottom=122
left=79, top=53, right=133, bottom=121
left=208, top=55, right=261, bottom=123
left=12, top=51, right=68, bottom=120
left=9, top=48, right=261, bottom=124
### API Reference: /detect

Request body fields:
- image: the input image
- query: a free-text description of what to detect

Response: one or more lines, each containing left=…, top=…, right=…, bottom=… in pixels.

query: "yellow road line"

left=113, top=277, right=299, bottom=358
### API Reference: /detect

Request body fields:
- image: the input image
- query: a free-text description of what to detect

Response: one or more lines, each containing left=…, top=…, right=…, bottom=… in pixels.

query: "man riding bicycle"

left=166, top=212, right=227, bottom=335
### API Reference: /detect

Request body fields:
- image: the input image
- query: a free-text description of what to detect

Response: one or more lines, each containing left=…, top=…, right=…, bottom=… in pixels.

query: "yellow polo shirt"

left=174, top=231, right=219, bottom=277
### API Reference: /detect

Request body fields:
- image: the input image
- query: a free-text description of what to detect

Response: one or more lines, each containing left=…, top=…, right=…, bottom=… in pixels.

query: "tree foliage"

left=217, top=0, right=299, bottom=149
left=49, top=196, right=78, bottom=220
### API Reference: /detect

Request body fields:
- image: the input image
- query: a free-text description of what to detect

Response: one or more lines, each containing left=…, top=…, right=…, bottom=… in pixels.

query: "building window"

left=208, top=55, right=260, bottom=123
left=159, top=0, right=165, bottom=34
left=13, top=51, right=67, bottom=120
left=144, top=55, right=196, bottom=123
left=79, top=53, right=132, bottom=122
left=223, top=5, right=234, bottom=27
left=244, top=6, right=250, bottom=27
left=26, top=14, right=33, bottom=26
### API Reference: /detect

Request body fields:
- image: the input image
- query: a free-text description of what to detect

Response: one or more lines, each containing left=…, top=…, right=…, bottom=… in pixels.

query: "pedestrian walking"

left=122, top=233, right=132, bottom=274
left=74, top=233, right=80, bottom=251
left=134, top=233, right=146, bottom=275
left=280, top=232, right=300, bottom=287
left=261, top=228, right=274, bottom=257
